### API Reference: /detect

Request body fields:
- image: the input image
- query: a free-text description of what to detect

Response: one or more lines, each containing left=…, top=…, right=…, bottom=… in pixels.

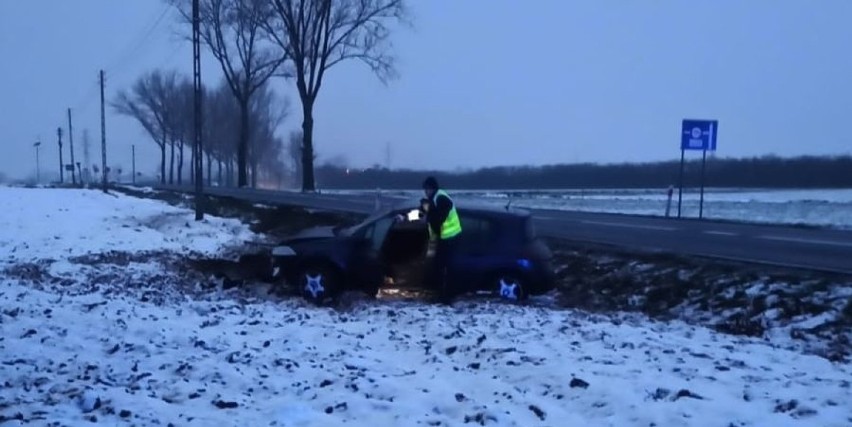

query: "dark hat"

left=422, top=176, right=439, bottom=190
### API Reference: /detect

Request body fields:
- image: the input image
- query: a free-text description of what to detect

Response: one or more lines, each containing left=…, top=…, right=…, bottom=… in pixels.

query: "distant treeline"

left=314, top=155, right=852, bottom=190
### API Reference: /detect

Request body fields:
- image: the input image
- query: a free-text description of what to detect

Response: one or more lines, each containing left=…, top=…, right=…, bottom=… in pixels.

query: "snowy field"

left=1, top=187, right=851, bottom=426
left=335, top=188, right=852, bottom=229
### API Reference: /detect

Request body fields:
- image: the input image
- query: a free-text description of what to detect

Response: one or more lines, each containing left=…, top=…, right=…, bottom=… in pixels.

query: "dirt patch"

left=3, top=261, right=53, bottom=283
left=69, top=250, right=179, bottom=267
left=548, top=239, right=852, bottom=362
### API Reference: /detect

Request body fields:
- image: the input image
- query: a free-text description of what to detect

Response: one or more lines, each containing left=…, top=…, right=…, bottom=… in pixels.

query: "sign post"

left=679, top=119, right=718, bottom=219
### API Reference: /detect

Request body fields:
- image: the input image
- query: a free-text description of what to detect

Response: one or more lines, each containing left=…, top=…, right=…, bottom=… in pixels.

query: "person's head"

left=422, top=176, right=439, bottom=199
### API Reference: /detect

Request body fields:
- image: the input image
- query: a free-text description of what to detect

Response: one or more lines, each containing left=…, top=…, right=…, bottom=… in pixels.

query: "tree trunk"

left=159, top=144, right=166, bottom=184
left=226, top=160, right=233, bottom=187
left=301, top=99, right=316, bottom=192
left=178, top=141, right=184, bottom=185
left=251, top=157, right=258, bottom=188
left=169, top=140, right=175, bottom=185
left=207, top=152, right=213, bottom=187
left=238, top=100, right=250, bottom=188
left=217, top=159, right=222, bottom=187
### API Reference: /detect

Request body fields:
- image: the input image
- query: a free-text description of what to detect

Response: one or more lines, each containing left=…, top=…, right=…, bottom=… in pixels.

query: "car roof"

left=386, top=198, right=531, bottom=219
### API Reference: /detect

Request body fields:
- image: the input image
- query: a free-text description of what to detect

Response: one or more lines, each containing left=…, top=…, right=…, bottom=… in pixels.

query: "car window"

left=356, top=223, right=374, bottom=240
left=342, top=209, right=395, bottom=236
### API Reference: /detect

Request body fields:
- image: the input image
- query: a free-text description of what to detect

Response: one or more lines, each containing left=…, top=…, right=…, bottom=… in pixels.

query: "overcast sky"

left=2, top=0, right=852, bottom=180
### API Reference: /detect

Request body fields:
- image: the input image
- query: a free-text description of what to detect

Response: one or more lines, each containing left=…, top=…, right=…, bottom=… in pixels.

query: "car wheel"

left=298, top=264, right=340, bottom=304
left=493, top=273, right=527, bottom=302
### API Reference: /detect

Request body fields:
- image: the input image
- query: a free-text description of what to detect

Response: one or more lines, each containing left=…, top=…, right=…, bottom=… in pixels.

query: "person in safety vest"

left=422, top=176, right=462, bottom=303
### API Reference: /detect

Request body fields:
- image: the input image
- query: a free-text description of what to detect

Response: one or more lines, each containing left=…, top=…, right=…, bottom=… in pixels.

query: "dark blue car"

left=270, top=202, right=555, bottom=304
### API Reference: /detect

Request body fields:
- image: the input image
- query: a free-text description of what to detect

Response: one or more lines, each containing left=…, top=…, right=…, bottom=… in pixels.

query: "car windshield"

left=339, top=205, right=423, bottom=237
left=339, top=210, right=393, bottom=236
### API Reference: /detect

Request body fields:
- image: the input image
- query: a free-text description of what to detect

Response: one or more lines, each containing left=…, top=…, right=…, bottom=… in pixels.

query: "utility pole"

left=57, top=127, right=64, bottom=184
left=132, top=145, right=136, bottom=184
left=68, top=108, right=77, bottom=185
left=82, top=129, right=91, bottom=186
left=192, top=0, right=204, bottom=220
left=100, top=70, right=108, bottom=193
left=34, top=139, right=41, bottom=183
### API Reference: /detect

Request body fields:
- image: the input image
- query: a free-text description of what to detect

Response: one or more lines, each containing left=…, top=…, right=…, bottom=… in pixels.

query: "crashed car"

left=270, top=201, right=555, bottom=304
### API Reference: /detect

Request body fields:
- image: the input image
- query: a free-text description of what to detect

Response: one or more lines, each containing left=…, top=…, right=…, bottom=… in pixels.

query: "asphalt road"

left=168, top=185, right=852, bottom=275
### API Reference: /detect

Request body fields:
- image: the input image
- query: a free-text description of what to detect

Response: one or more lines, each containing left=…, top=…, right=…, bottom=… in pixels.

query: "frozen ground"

left=1, top=187, right=851, bottom=426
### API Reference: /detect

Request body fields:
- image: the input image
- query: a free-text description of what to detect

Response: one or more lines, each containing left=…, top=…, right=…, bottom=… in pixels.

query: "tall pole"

left=699, top=149, right=707, bottom=219
left=677, top=149, right=685, bottom=218
left=132, top=144, right=136, bottom=185
left=192, top=0, right=204, bottom=220
left=57, top=127, right=64, bottom=184
left=34, top=140, right=41, bottom=184
left=68, top=108, right=77, bottom=185
left=82, top=129, right=91, bottom=186
left=100, top=70, right=108, bottom=193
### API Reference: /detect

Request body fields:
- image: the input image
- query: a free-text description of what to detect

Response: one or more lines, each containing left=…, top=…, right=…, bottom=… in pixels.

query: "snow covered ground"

left=1, top=187, right=851, bottom=426
left=0, top=187, right=254, bottom=265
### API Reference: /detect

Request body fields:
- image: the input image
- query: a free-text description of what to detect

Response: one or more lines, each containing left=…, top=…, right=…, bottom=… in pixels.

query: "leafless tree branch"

left=171, top=0, right=289, bottom=187
left=265, top=0, right=407, bottom=191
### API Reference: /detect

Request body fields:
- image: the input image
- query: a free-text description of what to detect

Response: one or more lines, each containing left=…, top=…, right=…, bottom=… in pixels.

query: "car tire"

left=492, top=272, right=528, bottom=302
left=297, top=263, right=340, bottom=305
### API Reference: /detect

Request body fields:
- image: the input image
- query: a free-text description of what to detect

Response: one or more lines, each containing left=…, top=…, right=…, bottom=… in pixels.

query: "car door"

left=348, top=215, right=395, bottom=292
left=451, top=215, right=496, bottom=291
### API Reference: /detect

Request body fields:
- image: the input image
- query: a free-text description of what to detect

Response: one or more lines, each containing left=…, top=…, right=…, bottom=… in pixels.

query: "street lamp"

left=33, top=140, right=42, bottom=183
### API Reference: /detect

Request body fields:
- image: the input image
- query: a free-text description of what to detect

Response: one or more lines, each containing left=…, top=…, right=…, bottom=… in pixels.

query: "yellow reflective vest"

left=429, top=189, right=462, bottom=240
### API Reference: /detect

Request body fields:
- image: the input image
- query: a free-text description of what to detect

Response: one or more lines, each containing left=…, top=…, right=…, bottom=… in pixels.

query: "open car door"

left=380, top=209, right=431, bottom=288
left=347, top=214, right=396, bottom=294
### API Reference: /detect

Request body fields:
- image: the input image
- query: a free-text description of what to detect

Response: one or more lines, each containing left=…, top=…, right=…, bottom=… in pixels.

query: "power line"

left=72, top=79, right=101, bottom=113
left=71, top=4, right=172, bottom=113
left=104, top=3, right=173, bottom=76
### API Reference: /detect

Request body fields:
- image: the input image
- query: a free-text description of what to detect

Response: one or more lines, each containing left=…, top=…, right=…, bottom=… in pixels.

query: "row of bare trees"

left=117, top=0, right=406, bottom=191
left=163, top=0, right=406, bottom=191
left=114, top=70, right=290, bottom=188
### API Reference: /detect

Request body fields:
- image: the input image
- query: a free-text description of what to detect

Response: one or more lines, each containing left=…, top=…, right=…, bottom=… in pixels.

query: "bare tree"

left=205, top=81, right=241, bottom=186
left=287, top=130, right=305, bottom=188
left=170, top=80, right=198, bottom=185
left=266, top=0, right=406, bottom=192
left=247, top=84, right=289, bottom=187
left=173, top=0, right=287, bottom=188
left=113, top=70, right=182, bottom=184
left=260, top=135, right=289, bottom=189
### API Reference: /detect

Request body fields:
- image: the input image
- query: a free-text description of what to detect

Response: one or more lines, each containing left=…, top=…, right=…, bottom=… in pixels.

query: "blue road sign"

left=681, top=119, right=718, bottom=151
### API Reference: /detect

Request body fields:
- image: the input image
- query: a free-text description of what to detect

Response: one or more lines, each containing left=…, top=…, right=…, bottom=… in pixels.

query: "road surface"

left=163, top=185, right=852, bottom=275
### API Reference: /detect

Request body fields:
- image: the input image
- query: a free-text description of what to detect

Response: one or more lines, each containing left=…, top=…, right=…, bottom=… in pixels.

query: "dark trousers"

left=431, top=235, right=459, bottom=302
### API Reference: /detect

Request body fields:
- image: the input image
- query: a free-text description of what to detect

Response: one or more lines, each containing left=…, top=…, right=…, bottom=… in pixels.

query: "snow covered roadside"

left=1, top=187, right=851, bottom=426
left=2, top=284, right=851, bottom=426
left=0, top=187, right=255, bottom=266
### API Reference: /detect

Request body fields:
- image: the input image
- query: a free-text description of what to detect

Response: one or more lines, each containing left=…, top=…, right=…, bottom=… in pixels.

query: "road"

left=170, top=185, right=852, bottom=275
